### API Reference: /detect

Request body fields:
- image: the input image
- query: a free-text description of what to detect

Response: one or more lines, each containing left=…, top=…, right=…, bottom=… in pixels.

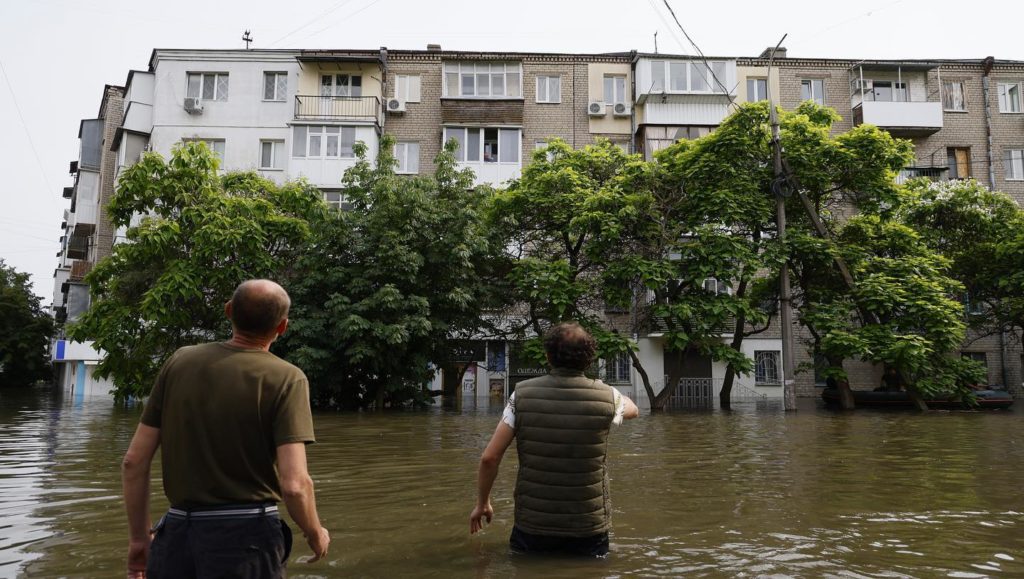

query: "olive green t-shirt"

left=140, top=342, right=315, bottom=507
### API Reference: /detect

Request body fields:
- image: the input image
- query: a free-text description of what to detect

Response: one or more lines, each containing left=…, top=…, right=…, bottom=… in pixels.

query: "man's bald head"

left=229, top=279, right=291, bottom=336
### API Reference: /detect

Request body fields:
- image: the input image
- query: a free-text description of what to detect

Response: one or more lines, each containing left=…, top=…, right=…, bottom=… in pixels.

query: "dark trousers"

left=509, top=525, right=610, bottom=557
left=147, top=513, right=292, bottom=578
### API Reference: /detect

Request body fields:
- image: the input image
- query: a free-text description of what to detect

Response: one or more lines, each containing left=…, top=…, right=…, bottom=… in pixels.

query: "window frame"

left=259, top=139, right=285, bottom=170
left=603, top=75, right=627, bottom=105
left=947, top=147, right=971, bottom=180
left=321, top=191, right=350, bottom=211
left=320, top=74, right=363, bottom=98
left=754, top=350, right=782, bottom=387
left=1005, top=148, right=1024, bottom=181
left=291, top=125, right=357, bottom=159
left=443, top=127, right=521, bottom=164
left=604, top=351, right=632, bottom=384
left=800, top=78, right=825, bottom=105
left=998, top=82, right=1023, bottom=113
left=186, top=72, right=229, bottom=101
left=442, top=62, right=523, bottom=99
left=394, top=141, right=420, bottom=174
left=263, top=72, right=288, bottom=102
left=746, top=77, right=768, bottom=102
left=182, top=138, right=225, bottom=161
left=942, top=80, right=967, bottom=111
left=535, top=75, right=561, bottom=104
left=394, top=74, right=421, bottom=103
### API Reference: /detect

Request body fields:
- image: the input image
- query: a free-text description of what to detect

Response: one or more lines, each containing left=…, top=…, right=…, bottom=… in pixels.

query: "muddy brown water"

left=1, top=386, right=1021, bottom=578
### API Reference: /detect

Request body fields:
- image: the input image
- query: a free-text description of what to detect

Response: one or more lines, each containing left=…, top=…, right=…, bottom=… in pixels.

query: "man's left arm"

left=122, top=423, right=161, bottom=578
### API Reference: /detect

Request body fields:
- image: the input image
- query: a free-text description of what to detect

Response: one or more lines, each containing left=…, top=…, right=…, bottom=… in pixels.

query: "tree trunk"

left=828, top=355, right=855, bottom=410
left=653, top=349, right=684, bottom=411
left=720, top=366, right=735, bottom=410
left=626, top=348, right=658, bottom=413
left=905, top=386, right=930, bottom=412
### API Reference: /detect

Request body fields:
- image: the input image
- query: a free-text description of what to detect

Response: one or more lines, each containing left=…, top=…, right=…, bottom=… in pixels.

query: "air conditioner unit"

left=588, top=101, right=606, bottom=116
left=184, top=97, right=204, bottom=114
left=386, top=98, right=406, bottom=113
left=613, top=102, right=631, bottom=117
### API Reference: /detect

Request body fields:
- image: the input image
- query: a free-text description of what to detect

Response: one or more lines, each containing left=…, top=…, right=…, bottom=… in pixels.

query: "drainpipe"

left=379, top=46, right=388, bottom=131
left=629, top=50, right=638, bottom=155
left=981, top=56, right=1008, bottom=389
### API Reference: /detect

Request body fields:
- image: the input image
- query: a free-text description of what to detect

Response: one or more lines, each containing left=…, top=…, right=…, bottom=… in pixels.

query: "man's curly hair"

left=543, top=322, right=596, bottom=371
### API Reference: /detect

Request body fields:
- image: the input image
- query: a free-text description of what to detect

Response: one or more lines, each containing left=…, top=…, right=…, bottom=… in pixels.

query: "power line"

left=0, top=58, right=57, bottom=204
left=300, top=0, right=387, bottom=43
left=659, top=0, right=737, bottom=109
left=267, top=0, right=358, bottom=47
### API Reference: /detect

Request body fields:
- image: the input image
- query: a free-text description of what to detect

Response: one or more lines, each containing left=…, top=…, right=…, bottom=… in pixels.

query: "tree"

left=900, top=178, right=1024, bottom=339
left=278, top=136, right=501, bottom=410
left=644, top=102, right=782, bottom=409
left=487, top=139, right=654, bottom=390
left=69, top=142, right=322, bottom=402
left=776, top=103, right=984, bottom=408
left=0, top=260, right=53, bottom=386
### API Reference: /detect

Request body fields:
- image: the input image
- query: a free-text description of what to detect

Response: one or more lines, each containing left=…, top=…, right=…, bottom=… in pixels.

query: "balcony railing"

left=896, top=167, right=948, bottom=184
left=294, top=95, right=381, bottom=123
left=852, top=100, right=943, bottom=135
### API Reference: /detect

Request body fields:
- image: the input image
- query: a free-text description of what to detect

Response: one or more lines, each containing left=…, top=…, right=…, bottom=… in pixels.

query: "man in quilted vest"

left=469, top=322, right=639, bottom=556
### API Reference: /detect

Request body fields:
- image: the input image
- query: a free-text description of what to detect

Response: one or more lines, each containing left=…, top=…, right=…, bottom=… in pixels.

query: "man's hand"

left=306, top=527, right=330, bottom=562
left=470, top=502, right=494, bottom=534
left=126, top=536, right=150, bottom=578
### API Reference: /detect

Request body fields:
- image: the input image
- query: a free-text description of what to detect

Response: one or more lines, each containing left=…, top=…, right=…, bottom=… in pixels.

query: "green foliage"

left=277, top=136, right=502, bottom=409
left=69, top=142, right=322, bottom=402
left=489, top=139, right=652, bottom=339
left=0, top=260, right=53, bottom=386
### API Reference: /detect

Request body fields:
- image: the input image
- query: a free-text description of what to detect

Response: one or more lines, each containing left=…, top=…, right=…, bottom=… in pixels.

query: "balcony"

left=121, top=100, right=153, bottom=135
left=294, top=95, right=381, bottom=124
left=896, top=166, right=948, bottom=184
left=66, top=234, right=90, bottom=260
left=853, top=101, right=943, bottom=136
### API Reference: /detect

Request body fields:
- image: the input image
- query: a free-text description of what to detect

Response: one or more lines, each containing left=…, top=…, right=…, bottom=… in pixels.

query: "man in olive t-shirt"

left=121, top=279, right=330, bottom=578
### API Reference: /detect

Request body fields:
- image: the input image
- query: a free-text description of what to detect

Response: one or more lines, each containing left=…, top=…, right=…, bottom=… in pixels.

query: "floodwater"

left=1, top=386, right=1022, bottom=578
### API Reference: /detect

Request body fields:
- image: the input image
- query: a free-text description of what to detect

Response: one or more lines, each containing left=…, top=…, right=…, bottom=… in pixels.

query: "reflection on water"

left=0, top=386, right=1022, bottom=578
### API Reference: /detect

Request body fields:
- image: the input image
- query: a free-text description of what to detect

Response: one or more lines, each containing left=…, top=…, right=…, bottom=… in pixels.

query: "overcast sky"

left=2, top=0, right=1022, bottom=302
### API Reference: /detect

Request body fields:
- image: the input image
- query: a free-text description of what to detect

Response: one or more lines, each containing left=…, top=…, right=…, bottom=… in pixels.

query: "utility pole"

left=766, top=35, right=797, bottom=411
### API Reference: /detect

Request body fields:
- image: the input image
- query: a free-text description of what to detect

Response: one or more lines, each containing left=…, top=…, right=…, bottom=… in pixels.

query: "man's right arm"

left=621, top=394, right=640, bottom=420
left=470, top=420, right=515, bottom=534
left=277, top=443, right=330, bottom=562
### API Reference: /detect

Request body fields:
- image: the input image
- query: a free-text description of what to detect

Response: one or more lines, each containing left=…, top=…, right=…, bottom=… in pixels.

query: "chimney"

left=427, top=43, right=441, bottom=52
left=759, top=46, right=787, bottom=59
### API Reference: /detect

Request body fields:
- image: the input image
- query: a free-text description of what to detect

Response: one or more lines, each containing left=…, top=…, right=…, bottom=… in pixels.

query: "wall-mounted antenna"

left=654, top=31, right=658, bottom=54
left=242, top=30, right=253, bottom=50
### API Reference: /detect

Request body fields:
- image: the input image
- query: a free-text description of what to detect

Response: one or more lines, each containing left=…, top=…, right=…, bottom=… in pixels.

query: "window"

left=320, top=74, right=362, bottom=97
left=535, top=141, right=556, bottom=161
left=651, top=60, right=728, bottom=93
left=643, top=125, right=712, bottom=160
left=754, top=351, right=781, bottom=386
left=867, top=81, right=907, bottom=103
left=746, top=78, right=767, bottom=102
left=943, top=81, right=966, bottom=111
left=186, top=73, right=229, bottom=101
left=604, top=351, right=631, bottom=384
left=1006, top=149, right=1024, bottom=181
left=443, top=62, right=522, bottom=98
left=998, top=82, right=1022, bottom=113
left=443, top=127, right=520, bottom=164
left=183, top=138, right=225, bottom=160
left=394, top=142, right=420, bottom=174
left=322, top=191, right=350, bottom=211
left=800, top=79, right=824, bottom=105
left=947, top=147, right=970, bottom=179
left=962, top=352, right=988, bottom=376
left=291, top=125, right=356, bottom=158
left=536, top=75, right=561, bottom=103
left=603, top=75, right=626, bottom=105
left=394, top=74, right=421, bottom=103
left=259, top=140, right=284, bottom=169
left=263, top=72, right=287, bottom=101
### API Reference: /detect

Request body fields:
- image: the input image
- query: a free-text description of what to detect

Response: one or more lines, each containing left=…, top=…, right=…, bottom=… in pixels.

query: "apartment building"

left=51, top=84, right=124, bottom=398
left=49, top=45, right=1024, bottom=403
